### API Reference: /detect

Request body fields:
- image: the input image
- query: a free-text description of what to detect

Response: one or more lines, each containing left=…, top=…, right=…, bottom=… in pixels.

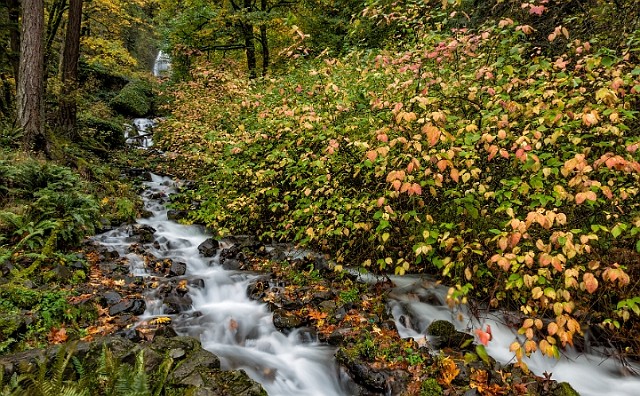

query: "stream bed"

left=94, top=174, right=354, bottom=396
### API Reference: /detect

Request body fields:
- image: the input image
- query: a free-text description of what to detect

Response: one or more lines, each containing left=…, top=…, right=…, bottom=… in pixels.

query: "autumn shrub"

left=158, top=0, right=640, bottom=367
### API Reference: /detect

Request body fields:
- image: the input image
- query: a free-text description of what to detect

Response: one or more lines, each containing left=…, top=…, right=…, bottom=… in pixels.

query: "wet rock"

left=102, top=249, right=120, bottom=260
left=272, top=309, right=305, bottom=331
left=109, top=300, right=133, bottom=316
left=132, top=224, right=156, bottom=243
left=198, top=238, right=220, bottom=257
left=164, top=294, right=193, bottom=314
left=167, top=209, right=189, bottom=221
left=108, top=298, right=146, bottom=316
left=221, top=258, right=242, bottom=270
left=102, top=291, right=122, bottom=306
left=247, top=276, right=270, bottom=300
left=426, top=319, right=473, bottom=349
left=169, top=261, right=187, bottom=277
left=189, top=278, right=206, bottom=289
left=327, top=328, right=352, bottom=346
left=319, top=300, right=336, bottom=311
left=337, top=349, right=388, bottom=393
left=312, top=290, right=335, bottom=302
left=130, top=299, right=146, bottom=315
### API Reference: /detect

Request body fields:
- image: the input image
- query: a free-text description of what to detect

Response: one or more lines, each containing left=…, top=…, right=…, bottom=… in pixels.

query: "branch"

left=201, top=44, right=246, bottom=51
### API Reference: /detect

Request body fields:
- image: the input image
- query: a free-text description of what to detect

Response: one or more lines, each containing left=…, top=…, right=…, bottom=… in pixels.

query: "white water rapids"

left=94, top=174, right=353, bottom=396
left=389, top=276, right=640, bottom=396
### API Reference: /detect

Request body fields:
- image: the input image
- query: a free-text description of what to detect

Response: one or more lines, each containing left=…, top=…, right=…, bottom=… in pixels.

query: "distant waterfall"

left=153, top=50, right=171, bottom=77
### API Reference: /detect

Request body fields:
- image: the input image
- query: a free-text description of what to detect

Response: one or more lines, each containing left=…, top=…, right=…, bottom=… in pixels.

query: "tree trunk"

left=259, top=0, right=269, bottom=77
left=59, top=0, right=83, bottom=137
left=242, top=0, right=256, bottom=79
left=243, top=23, right=257, bottom=79
left=7, top=0, right=20, bottom=80
left=17, top=0, right=48, bottom=154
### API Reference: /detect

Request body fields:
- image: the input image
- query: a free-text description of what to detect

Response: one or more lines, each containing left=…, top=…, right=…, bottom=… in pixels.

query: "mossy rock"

left=552, top=381, right=580, bottom=396
left=78, top=115, right=125, bottom=148
left=426, top=320, right=474, bottom=349
left=110, top=80, right=153, bottom=117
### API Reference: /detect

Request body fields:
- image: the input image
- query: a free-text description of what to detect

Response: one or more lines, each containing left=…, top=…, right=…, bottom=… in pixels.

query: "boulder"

left=198, top=238, right=220, bottom=257
left=272, top=309, right=306, bottom=331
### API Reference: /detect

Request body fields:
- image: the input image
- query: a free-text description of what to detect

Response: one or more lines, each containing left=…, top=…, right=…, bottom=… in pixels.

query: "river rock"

left=427, top=319, right=474, bottom=350
left=167, top=209, right=188, bottom=221
left=102, top=291, right=122, bottom=306
left=336, top=349, right=389, bottom=393
left=164, top=294, right=193, bottom=314
left=198, top=238, right=219, bottom=257
left=169, top=261, right=187, bottom=277
left=132, top=224, right=156, bottom=243
left=272, top=309, right=306, bottom=330
left=221, top=258, right=242, bottom=270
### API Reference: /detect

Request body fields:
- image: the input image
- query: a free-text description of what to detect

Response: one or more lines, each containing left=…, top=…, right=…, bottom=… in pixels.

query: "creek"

left=94, top=174, right=355, bottom=396
left=389, top=276, right=640, bottom=396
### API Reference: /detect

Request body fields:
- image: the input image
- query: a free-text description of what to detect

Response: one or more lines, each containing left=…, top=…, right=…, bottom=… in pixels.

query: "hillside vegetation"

left=157, top=0, right=640, bottom=368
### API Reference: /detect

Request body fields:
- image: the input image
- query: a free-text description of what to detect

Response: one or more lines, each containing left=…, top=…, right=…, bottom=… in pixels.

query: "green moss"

left=552, top=382, right=580, bottom=396
left=426, top=320, right=456, bottom=338
left=420, top=378, right=443, bottom=396
left=110, top=80, right=153, bottom=117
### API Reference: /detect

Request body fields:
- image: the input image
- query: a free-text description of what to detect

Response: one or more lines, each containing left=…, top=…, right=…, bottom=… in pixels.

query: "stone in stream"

left=163, top=294, right=193, bottom=314
left=426, top=319, right=474, bottom=350
left=168, top=260, right=187, bottom=277
left=198, top=238, right=219, bottom=257
left=272, top=308, right=306, bottom=330
left=132, top=224, right=156, bottom=243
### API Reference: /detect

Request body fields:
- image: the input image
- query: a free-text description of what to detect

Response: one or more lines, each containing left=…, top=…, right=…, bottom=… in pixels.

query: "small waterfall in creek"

left=93, top=174, right=353, bottom=396
left=388, top=275, right=640, bottom=396
left=124, top=118, right=156, bottom=148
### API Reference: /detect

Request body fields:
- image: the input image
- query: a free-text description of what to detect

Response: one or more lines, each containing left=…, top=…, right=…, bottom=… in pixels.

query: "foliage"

left=0, top=344, right=170, bottom=396
left=157, top=0, right=640, bottom=366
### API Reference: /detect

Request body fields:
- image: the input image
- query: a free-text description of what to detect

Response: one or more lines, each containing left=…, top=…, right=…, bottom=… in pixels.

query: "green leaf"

left=476, top=344, right=490, bottom=365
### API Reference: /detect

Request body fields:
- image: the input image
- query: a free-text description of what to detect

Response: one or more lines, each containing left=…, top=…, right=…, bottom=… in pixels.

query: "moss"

left=420, top=378, right=443, bottom=396
left=426, top=320, right=456, bottom=338
left=78, top=115, right=125, bottom=148
left=110, top=80, right=153, bottom=117
left=552, top=382, right=580, bottom=396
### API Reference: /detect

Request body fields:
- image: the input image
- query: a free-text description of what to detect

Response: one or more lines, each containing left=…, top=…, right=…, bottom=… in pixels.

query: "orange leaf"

left=48, top=327, right=68, bottom=344
left=583, top=272, right=598, bottom=294
left=422, top=125, right=441, bottom=147
left=450, top=168, right=459, bottom=182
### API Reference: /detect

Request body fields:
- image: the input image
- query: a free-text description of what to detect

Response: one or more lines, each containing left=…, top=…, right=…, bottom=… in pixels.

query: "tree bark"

left=59, top=0, right=83, bottom=137
left=6, top=0, right=20, bottom=80
left=259, top=0, right=269, bottom=77
left=17, top=0, right=48, bottom=154
left=242, top=0, right=256, bottom=79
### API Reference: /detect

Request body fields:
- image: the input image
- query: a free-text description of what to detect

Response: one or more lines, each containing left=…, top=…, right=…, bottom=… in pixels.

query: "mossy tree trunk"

left=59, top=0, right=83, bottom=138
left=18, top=0, right=49, bottom=154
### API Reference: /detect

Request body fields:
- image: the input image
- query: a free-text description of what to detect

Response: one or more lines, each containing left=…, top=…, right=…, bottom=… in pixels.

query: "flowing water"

left=388, top=276, right=640, bottom=396
left=94, top=174, right=353, bottom=396
left=153, top=50, right=171, bottom=78
left=124, top=118, right=155, bottom=148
